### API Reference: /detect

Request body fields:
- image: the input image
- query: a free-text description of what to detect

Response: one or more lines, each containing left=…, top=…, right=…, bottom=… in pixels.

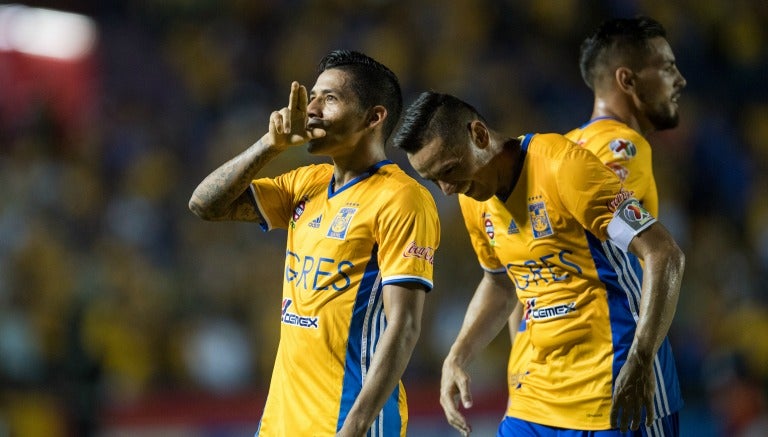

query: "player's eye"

left=442, top=165, right=458, bottom=177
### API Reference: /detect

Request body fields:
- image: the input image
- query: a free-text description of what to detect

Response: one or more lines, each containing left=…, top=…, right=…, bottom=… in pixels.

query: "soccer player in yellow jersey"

left=393, top=92, right=684, bottom=436
left=506, top=16, right=689, bottom=435
left=569, top=15, right=686, bottom=215
left=189, top=50, right=440, bottom=437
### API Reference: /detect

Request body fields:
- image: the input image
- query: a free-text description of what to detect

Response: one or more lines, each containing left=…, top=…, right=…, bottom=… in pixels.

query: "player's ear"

left=367, top=105, right=387, bottom=129
left=468, top=120, right=490, bottom=149
left=616, top=67, right=635, bottom=93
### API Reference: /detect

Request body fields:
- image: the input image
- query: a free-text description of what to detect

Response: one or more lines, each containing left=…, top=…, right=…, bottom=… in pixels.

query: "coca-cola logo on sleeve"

left=402, top=241, right=435, bottom=265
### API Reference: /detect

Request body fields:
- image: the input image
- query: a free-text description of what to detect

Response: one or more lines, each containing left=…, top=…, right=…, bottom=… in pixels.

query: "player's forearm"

left=340, top=316, right=421, bottom=436
left=448, top=275, right=516, bottom=368
left=189, top=136, right=279, bottom=220
left=631, top=239, right=684, bottom=362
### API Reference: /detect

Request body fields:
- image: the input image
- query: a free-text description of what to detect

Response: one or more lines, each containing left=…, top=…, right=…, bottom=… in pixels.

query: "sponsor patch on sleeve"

left=606, top=197, right=656, bottom=251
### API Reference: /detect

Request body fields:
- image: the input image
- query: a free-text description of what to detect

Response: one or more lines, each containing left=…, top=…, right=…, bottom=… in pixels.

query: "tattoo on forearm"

left=193, top=141, right=279, bottom=221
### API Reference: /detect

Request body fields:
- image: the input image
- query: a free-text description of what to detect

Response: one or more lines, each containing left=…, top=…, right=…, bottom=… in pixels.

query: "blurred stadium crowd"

left=1, top=0, right=767, bottom=436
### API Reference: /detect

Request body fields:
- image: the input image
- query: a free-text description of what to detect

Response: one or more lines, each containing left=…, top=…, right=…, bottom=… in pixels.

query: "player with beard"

left=189, top=50, right=440, bottom=437
left=393, top=91, right=685, bottom=436
left=506, top=18, right=687, bottom=436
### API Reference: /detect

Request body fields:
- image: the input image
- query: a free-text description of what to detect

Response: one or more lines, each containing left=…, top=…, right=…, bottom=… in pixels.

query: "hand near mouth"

left=265, top=81, right=326, bottom=151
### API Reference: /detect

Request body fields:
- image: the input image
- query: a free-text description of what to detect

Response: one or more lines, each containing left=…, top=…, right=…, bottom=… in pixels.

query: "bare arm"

left=611, top=221, right=685, bottom=432
left=441, top=271, right=516, bottom=436
left=188, top=138, right=282, bottom=221
left=337, top=283, right=426, bottom=437
left=506, top=299, right=523, bottom=346
left=188, top=81, right=326, bottom=221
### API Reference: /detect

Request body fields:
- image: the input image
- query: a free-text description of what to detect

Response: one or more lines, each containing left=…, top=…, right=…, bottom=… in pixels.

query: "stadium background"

left=1, top=0, right=767, bottom=436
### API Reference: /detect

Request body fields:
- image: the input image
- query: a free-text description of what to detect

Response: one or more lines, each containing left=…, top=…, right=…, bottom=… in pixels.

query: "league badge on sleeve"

left=609, top=138, right=637, bottom=160
left=607, top=196, right=657, bottom=251
left=619, top=198, right=654, bottom=230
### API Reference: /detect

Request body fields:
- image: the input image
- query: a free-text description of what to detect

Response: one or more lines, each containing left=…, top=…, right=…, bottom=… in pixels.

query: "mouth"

left=306, top=120, right=327, bottom=130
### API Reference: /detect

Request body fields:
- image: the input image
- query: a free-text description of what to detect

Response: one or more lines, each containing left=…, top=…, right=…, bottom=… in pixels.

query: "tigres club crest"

left=528, top=201, right=553, bottom=239
left=326, top=207, right=357, bottom=240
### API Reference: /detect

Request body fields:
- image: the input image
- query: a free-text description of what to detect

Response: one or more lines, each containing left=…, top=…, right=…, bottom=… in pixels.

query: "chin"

left=465, top=188, right=494, bottom=201
left=306, top=139, right=328, bottom=155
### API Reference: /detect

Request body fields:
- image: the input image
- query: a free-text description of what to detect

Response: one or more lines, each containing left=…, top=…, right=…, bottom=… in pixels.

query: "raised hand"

left=266, top=81, right=325, bottom=150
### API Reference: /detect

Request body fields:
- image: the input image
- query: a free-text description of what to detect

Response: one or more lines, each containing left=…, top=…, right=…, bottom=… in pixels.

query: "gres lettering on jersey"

left=250, top=160, right=439, bottom=436
left=460, top=134, right=681, bottom=430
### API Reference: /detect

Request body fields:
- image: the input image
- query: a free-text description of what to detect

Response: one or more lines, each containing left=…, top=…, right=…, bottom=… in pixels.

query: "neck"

left=331, top=143, right=387, bottom=187
left=495, top=137, right=523, bottom=198
left=592, top=95, right=651, bottom=137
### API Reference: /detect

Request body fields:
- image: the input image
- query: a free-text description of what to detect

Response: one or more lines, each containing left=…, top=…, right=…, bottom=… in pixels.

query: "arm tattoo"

left=190, top=141, right=280, bottom=222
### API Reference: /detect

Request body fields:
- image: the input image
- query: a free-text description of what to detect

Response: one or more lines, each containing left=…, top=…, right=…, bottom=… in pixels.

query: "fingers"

left=269, top=111, right=283, bottom=135
left=297, top=83, right=308, bottom=112
left=644, top=396, right=655, bottom=428
left=307, top=127, right=326, bottom=139
left=288, top=81, right=300, bottom=111
left=456, top=374, right=473, bottom=409
left=439, top=391, right=471, bottom=436
left=611, top=397, right=653, bottom=432
left=629, top=402, right=642, bottom=431
left=440, top=367, right=472, bottom=436
left=269, top=109, right=292, bottom=135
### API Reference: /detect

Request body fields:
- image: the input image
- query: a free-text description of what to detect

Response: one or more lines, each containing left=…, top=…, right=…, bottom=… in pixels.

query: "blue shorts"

left=497, top=413, right=679, bottom=437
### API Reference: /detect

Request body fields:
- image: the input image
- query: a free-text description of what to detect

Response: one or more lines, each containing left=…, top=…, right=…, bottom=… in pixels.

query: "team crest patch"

left=326, top=207, right=357, bottom=240
left=528, top=201, right=553, bottom=239
left=609, top=138, right=637, bottom=159
left=618, top=198, right=654, bottom=230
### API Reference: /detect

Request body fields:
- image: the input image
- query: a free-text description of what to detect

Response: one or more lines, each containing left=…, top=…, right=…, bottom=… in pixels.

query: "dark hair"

left=579, top=16, right=667, bottom=90
left=317, top=50, right=402, bottom=141
left=392, top=91, right=485, bottom=153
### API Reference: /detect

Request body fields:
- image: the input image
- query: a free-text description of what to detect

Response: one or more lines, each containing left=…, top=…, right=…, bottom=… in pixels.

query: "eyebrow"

left=309, top=88, right=335, bottom=97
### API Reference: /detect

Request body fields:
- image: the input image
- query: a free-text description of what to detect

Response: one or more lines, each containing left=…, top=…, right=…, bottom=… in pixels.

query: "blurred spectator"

left=703, top=351, right=768, bottom=437
left=0, top=1, right=766, bottom=435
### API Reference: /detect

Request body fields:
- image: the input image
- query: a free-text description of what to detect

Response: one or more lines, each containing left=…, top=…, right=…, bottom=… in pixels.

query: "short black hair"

left=392, top=91, right=485, bottom=153
left=579, top=16, right=667, bottom=90
left=317, top=50, right=402, bottom=141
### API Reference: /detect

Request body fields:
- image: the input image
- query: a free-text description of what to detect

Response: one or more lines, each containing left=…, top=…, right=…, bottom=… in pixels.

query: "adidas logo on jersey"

left=308, top=215, right=322, bottom=228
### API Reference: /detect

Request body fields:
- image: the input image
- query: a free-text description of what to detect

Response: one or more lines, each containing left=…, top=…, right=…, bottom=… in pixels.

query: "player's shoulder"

left=584, top=119, right=649, bottom=150
left=525, top=132, right=581, bottom=161
left=376, top=163, right=437, bottom=209
left=291, top=163, right=333, bottom=178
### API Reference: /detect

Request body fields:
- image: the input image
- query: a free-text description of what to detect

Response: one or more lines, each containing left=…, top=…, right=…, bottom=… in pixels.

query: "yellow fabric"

left=251, top=162, right=439, bottom=436
left=461, top=134, right=631, bottom=429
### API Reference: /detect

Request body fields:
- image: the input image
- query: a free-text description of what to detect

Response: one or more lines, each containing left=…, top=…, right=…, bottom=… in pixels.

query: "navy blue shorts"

left=497, top=413, right=679, bottom=437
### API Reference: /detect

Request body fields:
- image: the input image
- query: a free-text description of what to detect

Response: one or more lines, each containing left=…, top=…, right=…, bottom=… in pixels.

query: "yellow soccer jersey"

left=507, top=118, right=663, bottom=416
left=250, top=160, right=440, bottom=437
left=566, top=116, right=658, bottom=216
left=460, top=134, right=681, bottom=430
